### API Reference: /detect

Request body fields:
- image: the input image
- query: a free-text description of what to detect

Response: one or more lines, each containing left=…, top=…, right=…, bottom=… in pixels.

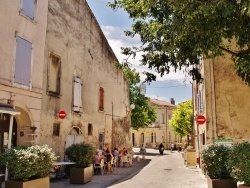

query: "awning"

left=0, top=107, right=21, bottom=116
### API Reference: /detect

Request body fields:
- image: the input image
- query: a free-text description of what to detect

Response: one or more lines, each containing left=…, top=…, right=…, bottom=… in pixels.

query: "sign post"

left=58, top=110, right=67, bottom=119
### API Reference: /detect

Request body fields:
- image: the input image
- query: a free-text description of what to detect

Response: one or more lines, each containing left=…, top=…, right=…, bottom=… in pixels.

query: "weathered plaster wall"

left=204, top=52, right=250, bottom=143
left=40, top=0, right=130, bottom=157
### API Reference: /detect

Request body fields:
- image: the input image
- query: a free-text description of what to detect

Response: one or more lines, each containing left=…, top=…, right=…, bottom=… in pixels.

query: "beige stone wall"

left=202, top=52, right=250, bottom=144
left=0, top=0, right=48, bottom=145
left=40, top=0, right=130, bottom=158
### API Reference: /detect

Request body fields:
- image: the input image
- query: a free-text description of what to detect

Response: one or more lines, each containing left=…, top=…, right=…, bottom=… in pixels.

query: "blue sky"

left=86, top=0, right=192, bottom=104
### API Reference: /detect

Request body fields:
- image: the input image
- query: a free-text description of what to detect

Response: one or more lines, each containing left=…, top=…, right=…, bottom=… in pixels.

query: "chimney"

left=170, top=98, right=175, bottom=105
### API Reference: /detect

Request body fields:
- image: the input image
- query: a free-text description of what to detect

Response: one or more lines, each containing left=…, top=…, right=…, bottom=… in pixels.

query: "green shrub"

left=228, top=142, right=250, bottom=186
left=65, top=142, right=95, bottom=168
left=201, top=144, right=232, bottom=179
left=0, top=145, right=57, bottom=181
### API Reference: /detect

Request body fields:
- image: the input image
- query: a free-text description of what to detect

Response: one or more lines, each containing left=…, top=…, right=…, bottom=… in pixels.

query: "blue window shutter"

left=14, top=36, right=32, bottom=86
left=21, top=0, right=35, bottom=20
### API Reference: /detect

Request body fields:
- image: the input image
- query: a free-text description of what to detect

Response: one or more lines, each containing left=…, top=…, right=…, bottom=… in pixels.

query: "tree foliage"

left=108, top=0, right=250, bottom=85
left=122, top=66, right=157, bottom=130
left=169, top=100, right=193, bottom=137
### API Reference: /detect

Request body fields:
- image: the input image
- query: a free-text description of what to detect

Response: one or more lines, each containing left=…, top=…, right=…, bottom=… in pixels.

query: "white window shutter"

left=73, top=77, right=82, bottom=112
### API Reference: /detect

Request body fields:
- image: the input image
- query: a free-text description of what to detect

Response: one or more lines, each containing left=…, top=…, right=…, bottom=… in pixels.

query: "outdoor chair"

left=121, top=155, right=130, bottom=167
left=93, top=158, right=105, bottom=175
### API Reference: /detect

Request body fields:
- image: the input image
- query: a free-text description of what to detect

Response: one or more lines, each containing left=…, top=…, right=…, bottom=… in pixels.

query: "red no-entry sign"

left=58, top=110, right=67, bottom=119
left=196, top=115, right=206, bottom=124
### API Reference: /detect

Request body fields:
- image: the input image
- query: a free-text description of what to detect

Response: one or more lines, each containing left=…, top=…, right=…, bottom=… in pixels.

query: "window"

left=151, top=133, right=153, bottom=143
left=48, top=53, right=61, bottom=96
left=98, top=133, right=104, bottom=150
left=197, top=90, right=204, bottom=114
left=141, top=133, right=144, bottom=143
left=161, top=114, right=165, bottom=124
left=88, top=124, right=93, bottom=136
left=73, top=77, right=82, bottom=112
left=21, top=0, right=36, bottom=20
left=53, top=123, right=60, bottom=136
left=14, top=36, right=32, bottom=86
left=98, top=87, right=104, bottom=111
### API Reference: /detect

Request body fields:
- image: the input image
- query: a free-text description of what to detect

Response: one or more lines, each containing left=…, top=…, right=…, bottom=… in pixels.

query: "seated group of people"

left=94, top=143, right=133, bottom=174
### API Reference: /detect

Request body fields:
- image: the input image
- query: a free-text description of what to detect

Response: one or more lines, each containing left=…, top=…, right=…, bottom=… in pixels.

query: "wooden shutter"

left=73, top=77, right=82, bottom=112
left=99, top=87, right=104, bottom=111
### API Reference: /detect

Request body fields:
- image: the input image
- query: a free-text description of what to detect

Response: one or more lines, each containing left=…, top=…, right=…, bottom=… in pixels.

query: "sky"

left=86, top=0, right=192, bottom=104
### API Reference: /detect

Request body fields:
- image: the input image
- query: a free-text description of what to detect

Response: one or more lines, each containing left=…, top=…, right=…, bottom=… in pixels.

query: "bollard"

left=136, top=156, right=140, bottom=162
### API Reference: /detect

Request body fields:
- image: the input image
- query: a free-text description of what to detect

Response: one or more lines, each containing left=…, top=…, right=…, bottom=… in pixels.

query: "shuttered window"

left=73, top=77, right=83, bottom=112
left=99, top=87, right=104, bottom=111
left=14, top=36, right=32, bottom=86
left=21, top=0, right=36, bottom=20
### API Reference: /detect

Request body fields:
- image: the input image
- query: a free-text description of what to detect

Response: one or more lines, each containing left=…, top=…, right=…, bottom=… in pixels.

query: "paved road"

left=49, top=148, right=207, bottom=188
left=110, top=148, right=207, bottom=188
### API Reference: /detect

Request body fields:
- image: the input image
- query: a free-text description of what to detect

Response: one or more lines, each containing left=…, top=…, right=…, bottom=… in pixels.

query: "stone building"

left=39, top=0, right=130, bottom=159
left=0, top=0, right=131, bottom=159
left=131, top=98, right=178, bottom=149
left=0, top=0, right=49, bottom=151
left=193, top=44, right=250, bottom=163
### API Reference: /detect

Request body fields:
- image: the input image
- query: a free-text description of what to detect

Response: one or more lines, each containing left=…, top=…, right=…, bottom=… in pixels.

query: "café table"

left=51, top=162, right=76, bottom=179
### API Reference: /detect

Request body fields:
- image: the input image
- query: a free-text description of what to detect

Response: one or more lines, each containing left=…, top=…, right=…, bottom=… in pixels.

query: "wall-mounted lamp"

left=127, top=103, right=135, bottom=116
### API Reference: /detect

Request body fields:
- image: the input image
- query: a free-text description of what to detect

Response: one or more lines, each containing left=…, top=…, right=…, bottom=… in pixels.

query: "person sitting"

left=95, top=150, right=106, bottom=164
left=113, top=147, right=119, bottom=158
left=122, top=147, right=128, bottom=156
left=94, top=150, right=106, bottom=173
left=140, top=144, right=146, bottom=153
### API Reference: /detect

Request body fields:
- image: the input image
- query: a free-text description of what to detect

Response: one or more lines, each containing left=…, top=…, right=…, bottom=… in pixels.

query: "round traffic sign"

left=58, top=110, right=67, bottom=119
left=196, top=115, right=206, bottom=124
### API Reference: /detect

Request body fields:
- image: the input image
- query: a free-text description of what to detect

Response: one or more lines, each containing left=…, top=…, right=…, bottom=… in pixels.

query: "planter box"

left=238, top=184, right=250, bottom=188
left=70, top=165, right=93, bottom=184
left=5, top=177, right=49, bottom=188
left=186, top=149, right=196, bottom=166
left=207, top=175, right=237, bottom=188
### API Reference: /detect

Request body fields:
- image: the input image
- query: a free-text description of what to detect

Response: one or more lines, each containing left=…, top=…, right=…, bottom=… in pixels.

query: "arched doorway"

left=65, top=126, right=83, bottom=149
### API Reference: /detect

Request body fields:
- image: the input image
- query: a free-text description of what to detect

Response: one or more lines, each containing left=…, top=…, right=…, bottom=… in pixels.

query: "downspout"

left=210, top=59, right=217, bottom=142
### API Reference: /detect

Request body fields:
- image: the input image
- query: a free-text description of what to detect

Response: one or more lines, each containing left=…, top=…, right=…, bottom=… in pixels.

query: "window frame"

left=98, top=87, right=104, bottom=111
left=47, top=53, right=61, bottom=97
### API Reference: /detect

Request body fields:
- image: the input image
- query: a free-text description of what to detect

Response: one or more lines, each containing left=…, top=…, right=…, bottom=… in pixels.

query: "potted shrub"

left=201, top=144, right=237, bottom=188
left=0, top=145, right=57, bottom=188
left=65, top=142, right=95, bottom=184
left=228, top=142, right=250, bottom=188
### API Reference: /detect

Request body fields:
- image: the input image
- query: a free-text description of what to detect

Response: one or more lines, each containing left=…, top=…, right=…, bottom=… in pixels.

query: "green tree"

left=122, top=66, right=157, bottom=130
left=108, top=0, right=250, bottom=84
left=169, top=100, right=193, bottom=137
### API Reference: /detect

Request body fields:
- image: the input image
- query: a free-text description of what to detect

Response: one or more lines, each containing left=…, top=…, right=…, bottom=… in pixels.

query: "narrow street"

left=50, top=148, right=207, bottom=188
left=110, top=148, right=207, bottom=188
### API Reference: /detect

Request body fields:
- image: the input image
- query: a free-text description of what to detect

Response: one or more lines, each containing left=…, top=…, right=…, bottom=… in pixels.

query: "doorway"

left=0, top=114, right=17, bottom=154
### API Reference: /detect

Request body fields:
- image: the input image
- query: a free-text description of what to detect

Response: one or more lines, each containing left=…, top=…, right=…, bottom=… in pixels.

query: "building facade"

left=193, top=44, right=250, bottom=163
left=131, top=98, right=178, bottom=148
left=0, top=0, right=131, bottom=159
left=0, top=0, right=48, bottom=152
left=39, top=0, right=130, bottom=159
